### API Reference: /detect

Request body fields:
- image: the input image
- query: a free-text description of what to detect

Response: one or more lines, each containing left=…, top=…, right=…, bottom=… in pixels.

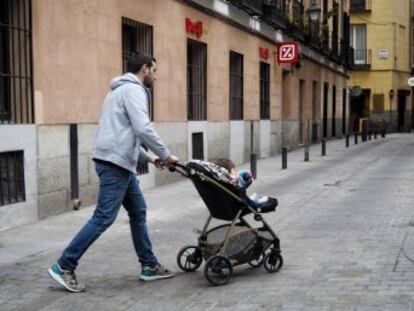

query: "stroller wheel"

left=247, top=253, right=264, bottom=268
left=204, top=255, right=233, bottom=286
left=263, top=251, right=283, bottom=273
left=177, top=245, right=203, bottom=272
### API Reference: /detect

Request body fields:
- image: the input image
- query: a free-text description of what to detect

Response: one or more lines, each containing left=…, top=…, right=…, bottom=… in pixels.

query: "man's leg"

left=48, top=161, right=130, bottom=291
left=122, top=176, right=174, bottom=281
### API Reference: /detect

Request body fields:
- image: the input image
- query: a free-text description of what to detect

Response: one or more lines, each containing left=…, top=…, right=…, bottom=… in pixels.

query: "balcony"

left=229, top=0, right=263, bottom=16
left=350, top=0, right=372, bottom=13
left=304, top=21, right=321, bottom=49
left=263, top=0, right=289, bottom=30
left=350, top=49, right=372, bottom=70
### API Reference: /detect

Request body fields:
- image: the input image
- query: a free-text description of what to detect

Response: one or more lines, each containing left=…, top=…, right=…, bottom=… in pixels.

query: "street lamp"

left=307, top=0, right=321, bottom=22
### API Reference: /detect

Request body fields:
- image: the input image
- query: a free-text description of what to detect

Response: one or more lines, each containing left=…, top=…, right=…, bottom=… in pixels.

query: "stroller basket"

left=200, top=224, right=274, bottom=264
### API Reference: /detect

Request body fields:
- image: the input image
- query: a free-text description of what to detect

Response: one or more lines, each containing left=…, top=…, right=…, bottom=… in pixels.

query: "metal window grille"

left=122, top=17, right=154, bottom=121
left=192, top=132, right=204, bottom=160
left=187, top=39, right=207, bottom=121
left=0, top=151, right=25, bottom=206
left=260, top=62, right=270, bottom=119
left=0, top=0, right=34, bottom=124
left=229, top=51, right=243, bottom=120
left=122, top=17, right=154, bottom=175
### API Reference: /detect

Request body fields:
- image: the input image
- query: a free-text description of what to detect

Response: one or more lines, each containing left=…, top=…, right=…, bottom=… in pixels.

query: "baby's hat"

left=238, top=169, right=253, bottom=186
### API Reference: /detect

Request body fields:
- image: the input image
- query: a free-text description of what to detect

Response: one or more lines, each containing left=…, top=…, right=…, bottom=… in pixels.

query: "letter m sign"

left=276, top=41, right=299, bottom=64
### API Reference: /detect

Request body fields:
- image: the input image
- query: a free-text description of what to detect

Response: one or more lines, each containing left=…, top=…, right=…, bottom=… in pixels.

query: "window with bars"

left=260, top=62, right=270, bottom=119
left=122, top=17, right=154, bottom=121
left=192, top=132, right=204, bottom=160
left=229, top=51, right=244, bottom=120
left=122, top=17, right=154, bottom=175
left=0, top=151, right=25, bottom=206
left=0, top=0, right=34, bottom=124
left=187, top=39, right=207, bottom=121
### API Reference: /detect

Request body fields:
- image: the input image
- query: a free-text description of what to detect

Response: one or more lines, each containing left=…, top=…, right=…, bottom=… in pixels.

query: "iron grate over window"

left=229, top=51, right=244, bottom=120
left=122, top=17, right=154, bottom=121
left=0, top=0, right=34, bottom=124
left=260, top=62, right=270, bottom=119
left=122, top=17, right=154, bottom=175
left=0, top=151, right=25, bottom=206
left=187, top=39, right=207, bottom=121
left=192, top=132, right=204, bottom=160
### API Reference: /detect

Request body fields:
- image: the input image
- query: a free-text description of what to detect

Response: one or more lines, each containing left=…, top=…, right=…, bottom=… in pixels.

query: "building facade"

left=349, top=0, right=414, bottom=132
left=0, top=0, right=351, bottom=231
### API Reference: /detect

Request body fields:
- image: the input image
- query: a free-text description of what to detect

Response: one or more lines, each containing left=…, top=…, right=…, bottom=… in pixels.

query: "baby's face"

left=229, top=168, right=236, bottom=177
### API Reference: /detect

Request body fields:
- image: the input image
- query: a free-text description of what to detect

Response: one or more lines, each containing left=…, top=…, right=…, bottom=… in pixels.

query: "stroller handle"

left=168, top=161, right=189, bottom=177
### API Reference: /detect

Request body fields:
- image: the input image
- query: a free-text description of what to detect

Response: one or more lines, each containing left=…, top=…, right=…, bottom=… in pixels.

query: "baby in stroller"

left=212, top=158, right=269, bottom=206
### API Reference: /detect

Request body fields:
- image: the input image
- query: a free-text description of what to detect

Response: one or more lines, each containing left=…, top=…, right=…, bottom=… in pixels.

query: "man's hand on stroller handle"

left=151, top=154, right=179, bottom=170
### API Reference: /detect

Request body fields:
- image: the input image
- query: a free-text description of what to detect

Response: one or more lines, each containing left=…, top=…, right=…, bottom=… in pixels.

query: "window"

left=0, top=151, right=25, bottom=206
left=229, top=51, right=244, bottom=120
left=122, top=17, right=154, bottom=120
left=122, top=17, right=153, bottom=175
left=187, top=39, right=207, bottom=121
left=0, top=0, right=34, bottom=124
left=312, top=81, right=318, bottom=120
left=350, top=24, right=367, bottom=64
left=260, top=62, right=270, bottom=119
left=192, top=132, right=204, bottom=160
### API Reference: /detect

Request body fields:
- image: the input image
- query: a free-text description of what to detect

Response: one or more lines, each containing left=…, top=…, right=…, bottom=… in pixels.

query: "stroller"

left=170, top=160, right=283, bottom=286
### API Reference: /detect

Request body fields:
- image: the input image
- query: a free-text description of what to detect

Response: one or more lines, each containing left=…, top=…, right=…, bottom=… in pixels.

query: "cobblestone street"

left=1, top=134, right=414, bottom=311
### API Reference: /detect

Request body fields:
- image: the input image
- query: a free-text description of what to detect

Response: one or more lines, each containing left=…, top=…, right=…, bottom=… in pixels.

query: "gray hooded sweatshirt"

left=92, top=73, right=171, bottom=173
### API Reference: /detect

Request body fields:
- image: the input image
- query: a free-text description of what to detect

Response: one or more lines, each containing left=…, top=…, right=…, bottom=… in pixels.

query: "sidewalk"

left=1, top=133, right=414, bottom=311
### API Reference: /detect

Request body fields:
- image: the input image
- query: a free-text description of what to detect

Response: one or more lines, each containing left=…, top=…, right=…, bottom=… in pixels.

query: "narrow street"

left=1, top=134, right=414, bottom=311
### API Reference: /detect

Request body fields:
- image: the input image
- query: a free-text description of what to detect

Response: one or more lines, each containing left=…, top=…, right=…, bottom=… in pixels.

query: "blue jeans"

left=58, top=160, right=158, bottom=271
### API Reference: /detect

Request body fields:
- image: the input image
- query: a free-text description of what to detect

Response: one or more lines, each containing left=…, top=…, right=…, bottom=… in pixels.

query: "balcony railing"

left=230, top=0, right=263, bottom=15
left=263, top=0, right=289, bottom=29
left=350, top=49, right=372, bottom=70
left=350, top=0, right=372, bottom=13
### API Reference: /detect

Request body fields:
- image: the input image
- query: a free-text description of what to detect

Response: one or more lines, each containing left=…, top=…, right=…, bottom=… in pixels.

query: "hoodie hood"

left=110, top=73, right=143, bottom=90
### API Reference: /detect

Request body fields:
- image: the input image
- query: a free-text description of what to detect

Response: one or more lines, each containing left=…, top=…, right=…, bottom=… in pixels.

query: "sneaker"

left=47, top=262, right=85, bottom=293
left=139, top=264, right=175, bottom=282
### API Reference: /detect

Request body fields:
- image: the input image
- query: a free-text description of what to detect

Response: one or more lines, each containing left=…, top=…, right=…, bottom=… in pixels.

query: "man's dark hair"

left=213, top=158, right=235, bottom=173
left=126, top=53, right=156, bottom=73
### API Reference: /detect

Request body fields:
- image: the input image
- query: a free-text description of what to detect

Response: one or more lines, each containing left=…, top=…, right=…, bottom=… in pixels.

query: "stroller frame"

left=171, top=162, right=283, bottom=286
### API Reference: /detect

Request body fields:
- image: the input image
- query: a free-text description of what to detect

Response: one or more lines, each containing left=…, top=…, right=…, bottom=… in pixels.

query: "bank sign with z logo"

left=276, top=41, right=299, bottom=64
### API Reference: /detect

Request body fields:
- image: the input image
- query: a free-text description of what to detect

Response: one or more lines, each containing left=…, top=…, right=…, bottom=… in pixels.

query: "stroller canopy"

left=185, top=160, right=247, bottom=220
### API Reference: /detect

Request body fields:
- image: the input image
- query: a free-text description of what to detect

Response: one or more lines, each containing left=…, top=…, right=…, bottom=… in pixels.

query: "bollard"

left=282, top=147, right=288, bottom=169
left=354, top=133, right=358, bottom=144
left=368, top=132, right=371, bottom=140
left=321, top=139, right=326, bottom=156
left=250, top=153, right=257, bottom=179
left=304, top=144, right=309, bottom=162
left=346, top=134, right=350, bottom=148
left=374, top=131, right=377, bottom=139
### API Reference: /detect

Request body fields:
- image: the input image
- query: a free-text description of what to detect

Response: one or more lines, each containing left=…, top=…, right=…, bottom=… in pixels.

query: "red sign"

left=185, top=18, right=203, bottom=38
left=276, top=41, right=299, bottom=64
left=259, top=47, right=269, bottom=60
